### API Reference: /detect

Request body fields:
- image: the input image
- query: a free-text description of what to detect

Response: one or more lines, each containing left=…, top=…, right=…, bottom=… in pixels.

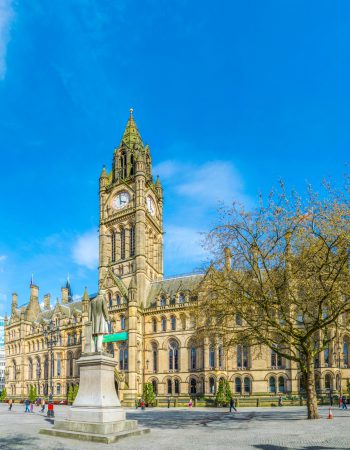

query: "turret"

left=61, top=287, right=68, bottom=304
left=82, top=287, right=89, bottom=315
left=43, top=293, right=51, bottom=310
left=99, top=165, right=108, bottom=190
left=11, top=293, right=18, bottom=313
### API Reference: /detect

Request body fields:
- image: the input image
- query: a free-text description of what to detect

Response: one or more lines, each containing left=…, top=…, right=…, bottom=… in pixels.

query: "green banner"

left=102, top=332, right=128, bottom=343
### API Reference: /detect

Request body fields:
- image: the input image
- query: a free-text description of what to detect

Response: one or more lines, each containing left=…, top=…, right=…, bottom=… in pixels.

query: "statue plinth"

left=40, top=352, right=150, bottom=443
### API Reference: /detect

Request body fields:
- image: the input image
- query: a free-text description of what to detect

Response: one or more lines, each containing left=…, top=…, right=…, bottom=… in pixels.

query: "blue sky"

left=1, top=0, right=350, bottom=314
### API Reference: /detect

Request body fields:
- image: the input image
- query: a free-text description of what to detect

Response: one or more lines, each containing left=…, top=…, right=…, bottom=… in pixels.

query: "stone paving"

left=1, top=403, right=350, bottom=449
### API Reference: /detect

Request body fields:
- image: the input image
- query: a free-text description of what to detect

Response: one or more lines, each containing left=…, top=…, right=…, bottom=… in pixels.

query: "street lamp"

left=336, top=339, right=342, bottom=398
left=42, top=319, right=60, bottom=399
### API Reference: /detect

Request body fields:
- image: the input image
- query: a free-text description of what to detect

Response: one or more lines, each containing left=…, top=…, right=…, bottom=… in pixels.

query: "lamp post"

left=337, top=339, right=342, bottom=398
left=42, top=319, right=60, bottom=399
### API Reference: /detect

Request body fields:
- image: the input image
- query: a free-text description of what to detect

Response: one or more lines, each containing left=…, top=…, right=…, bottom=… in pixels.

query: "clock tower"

left=98, top=109, right=163, bottom=301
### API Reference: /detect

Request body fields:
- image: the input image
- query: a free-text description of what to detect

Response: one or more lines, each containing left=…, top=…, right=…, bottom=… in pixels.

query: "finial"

left=130, top=107, right=134, bottom=117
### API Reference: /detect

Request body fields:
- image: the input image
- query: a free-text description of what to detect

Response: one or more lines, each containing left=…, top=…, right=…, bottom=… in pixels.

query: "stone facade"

left=5, top=111, right=350, bottom=404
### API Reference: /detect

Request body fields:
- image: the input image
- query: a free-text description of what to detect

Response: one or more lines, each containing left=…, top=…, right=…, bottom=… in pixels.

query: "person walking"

left=167, top=397, right=170, bottom=408
left=278, top=395, right=283, bottom=407
left=24, top=398, right=30, bottom=413
left=342, top=394, right=348, bottom=410
left=229, top=397, right=237, bottom=413
left=40, top=398, right=46, bottom=413
left=8, top=399, right=13, bottom=411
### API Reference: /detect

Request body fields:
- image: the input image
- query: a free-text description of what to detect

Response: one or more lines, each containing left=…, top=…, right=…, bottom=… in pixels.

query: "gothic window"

left=73, top=333, right=77, bottom=345
left=120, top=228, right=126, bottom=260
left=152, top=318, right=157, bottom=333
left=57, top=355, right=61, bottom=377
left=244, top=377, right=251, bottom=394
left=120, top=315, right=126, bottom=331
left=269, top=376, right=276, bottom=393
left=120, top=150, right=127, bottom=179
left=28, top=358, right=33, bottom=379
left=218, top=345, right=223, bottom=369
left=190, top=378, right=197, bottom=394
left=190, top=347, right=197, bottom=370
left=344, top=339, right=349, bottom=366
left=174, top=379, right=180, bottom=395
left=237, top=345, right=249, bottom=369
left=111, top=231, right=116, bottom=263
left=152, top=343, right=158, bottom=372
left=130, top=154, right=136, bottom=177
left=116, top=294, right=121, bottom=306
left=209, top=346, right=215, bottom=368
left=107, top=343, right=114, bottom=357
left=278, top=376, right=285, bottom=393
left=179, top=293, right=185, bottom=304
left=130, top=225, right=136, bottom=257
left=167, top=379, right=172, bottom=394
left=170, top=316, right=176, bottom=331
left=324, top=347, right=329, bottom=365
left=236, top=314, right=242, bottom=326
left=152, top=379, right=157, bottom=394
left=209, top=377, right=215, bottom=394
left=57, top=383, right=61, bottom=395
left=160, top=296, right=166, bottom=307
left=169, top=341, right=179, bottom=371
left=36, top=358, right=41, bottom=379
left=325, top=373, right=332, bottom=390
left=161, top=317, right=166, bottom=332
left=67, top=334, right=71, bottom=346
left=108, top=293, right=112, bottom=308
left=67, top=352, right=73, bottom=378
left=119, top=344, right=128, bottom=371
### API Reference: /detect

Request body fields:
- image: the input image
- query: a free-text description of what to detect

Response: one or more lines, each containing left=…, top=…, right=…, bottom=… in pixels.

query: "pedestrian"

left=229, top=397, right=237, bottom=412
left=167, top=397, right=170, bottom=408
left=141, top=400, right=145, bottom=411
left=329, top=394, right=333, bottom=407
left=188, top=399, right=193, bottom=408
left=24, top=398, right=30, bottom=413
left=40, top=398, right=46, bottom=413
left=30, top=402, right=34, bottom=413
left=8, top=399, right=13, bottom=411
left=278, top=395, right=283, bottom=407
left=339, top=395, right=342, bottom=408
left=342, top=394, right=348, bottom=410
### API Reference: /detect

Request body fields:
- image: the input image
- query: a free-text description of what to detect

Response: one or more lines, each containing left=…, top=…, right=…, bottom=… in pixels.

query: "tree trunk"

left=305, top=357, right=320, bottom=419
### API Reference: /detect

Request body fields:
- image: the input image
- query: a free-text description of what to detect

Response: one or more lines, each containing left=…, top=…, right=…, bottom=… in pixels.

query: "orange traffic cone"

left=328, top=407, right=333, bottom=419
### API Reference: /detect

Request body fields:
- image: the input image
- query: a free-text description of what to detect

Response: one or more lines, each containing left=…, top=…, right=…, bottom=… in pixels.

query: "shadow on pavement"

left=0, top=433, right=66, bottom=450
left=254, top=445, right=349, bottom=450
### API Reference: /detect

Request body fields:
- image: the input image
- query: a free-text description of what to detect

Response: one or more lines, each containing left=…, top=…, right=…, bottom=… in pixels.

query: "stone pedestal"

left=40, top=352, right=149, bottom=443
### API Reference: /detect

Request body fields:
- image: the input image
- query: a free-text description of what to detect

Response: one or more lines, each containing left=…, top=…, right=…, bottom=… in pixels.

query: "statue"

left=89, top=292, right=109, bottom=352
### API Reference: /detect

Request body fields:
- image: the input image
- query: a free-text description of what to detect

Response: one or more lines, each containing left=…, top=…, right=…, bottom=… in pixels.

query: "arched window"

left=167, top=379, right=172, bottom=394
left=130, top=225, right=136, bottom=257
left=73, top=333, right=77, bottom=345
left=179, top=293, right=185, bottom=304
left=119, top=344, right=128, bottom=371
left=278, top=376, right=285, bottom=393
left=152, top=379, right=157, bottom=395
left=111, top=232, right=116, bottom=263
left=237, top=345, right=248, bottom=369
left=161, top=317, right=167, bottom=332
left=324, top=346, right=330, bottom=365
left=174, top=379, right=180, bottom=395
left=67, top=334, right=71, bottom=346
left=244, top=377, right=251, bottom=394
left=209, top=345, right=215, bottom=368
left=170, top=316, right=176, bottom=331
left=190, top=378, right=197, bottom=394
left=218, top=345, right=223, bottom=369
left=120, top=150, right=127, bottom=179
left=57, top=383, right=61, bottom=395
left=343, top=339, right=349, bottom=366
left=108, top=293, right=112, bottom=308
left=325, top=373, right=332, bottom=390
left=169, top=341, right=179, bottom=370
left=269, top=377, right=276, bottom=393
left=120, top=228, right=126, bottom=260
left=57, top=355, right=61, bottom=377
left=67, top=353, right=73, bottom=377
left=130, top=154, right=136, bottom=177
left=152, top=343, right=158, bottom=372
left=190, top=347, right=197, bottom=370
left=36, top=358, right=41, bottom=379
left=235, top=377, right=242, bottom=394
left=236, top=314, right=242, bottom=326
left=28, top=358, right=33, bottom=379
left=152, top=318, right=157, bottom=333
left=160, top=296, right=166, bottom=307
left=209, top=377, right=215, bottom=394
left=120, top=315, right=126, bottom=331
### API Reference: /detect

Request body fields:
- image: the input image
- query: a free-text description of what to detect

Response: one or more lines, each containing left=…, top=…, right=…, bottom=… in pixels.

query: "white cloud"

left=0, top=0, right=14, bottom=80
left=0, top=255, right=6, bottom=262
left=72, top=230, right=99, bottom=270
left=163, top=225, right=207, bottom=264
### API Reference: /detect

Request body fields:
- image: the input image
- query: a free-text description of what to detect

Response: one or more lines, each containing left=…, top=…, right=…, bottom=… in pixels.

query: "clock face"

left=112, top=192, right=130, bottom=210
left=146, top=196, right=155, bottom=215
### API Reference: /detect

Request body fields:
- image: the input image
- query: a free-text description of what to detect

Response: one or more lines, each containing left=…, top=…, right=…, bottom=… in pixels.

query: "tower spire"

left=119, top=108, right=143, bottom=149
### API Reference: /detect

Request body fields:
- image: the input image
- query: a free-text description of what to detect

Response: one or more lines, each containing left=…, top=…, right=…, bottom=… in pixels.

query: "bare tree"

left=195, top=182, right=350, bottom=419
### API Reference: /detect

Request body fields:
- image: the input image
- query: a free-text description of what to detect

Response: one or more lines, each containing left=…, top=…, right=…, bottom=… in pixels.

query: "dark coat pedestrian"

left=229, top=398, right=237, bottom=412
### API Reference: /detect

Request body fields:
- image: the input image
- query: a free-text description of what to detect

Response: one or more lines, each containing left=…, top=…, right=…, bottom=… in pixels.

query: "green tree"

left=143, top=382, right=156, bottom=406
left=28, top=385, right=37, bottom=403
left=73, top=385, right=79, bottom=402
left=215, top=380, right=226, bottom=406
left=225, top=380, right=232, bottom=404
left=346, top=379, right=350, bottom=397
left=0, top=387, right=7, bottom=402
left=68, top=385, right=74, bottom=404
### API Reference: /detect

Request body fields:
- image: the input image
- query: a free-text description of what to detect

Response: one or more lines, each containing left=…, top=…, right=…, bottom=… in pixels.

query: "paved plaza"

left=0, top=403, right=350, bottom=449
